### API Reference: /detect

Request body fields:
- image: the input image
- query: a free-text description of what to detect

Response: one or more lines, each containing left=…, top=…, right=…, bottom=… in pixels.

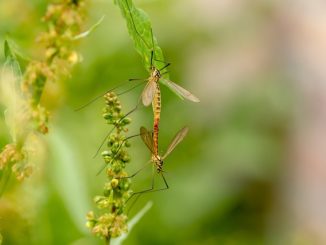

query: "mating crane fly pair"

left=78, top=0, right=200, bottom=196
left=122, top=0, right=199, bottom=174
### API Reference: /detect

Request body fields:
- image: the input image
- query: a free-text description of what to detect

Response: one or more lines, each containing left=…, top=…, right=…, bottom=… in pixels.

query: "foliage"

left=0, top=0, right=295, bottom=244
left=0, top=0, right=86, bottom=182
left=114, top=0, right=165, bottom=72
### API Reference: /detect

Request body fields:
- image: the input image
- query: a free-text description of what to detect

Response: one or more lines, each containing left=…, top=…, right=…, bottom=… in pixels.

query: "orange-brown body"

left=150, top=67, right=162, bottom=169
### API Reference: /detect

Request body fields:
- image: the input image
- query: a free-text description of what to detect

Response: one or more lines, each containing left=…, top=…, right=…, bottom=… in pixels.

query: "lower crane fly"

left=126, top=125, right=189, bottom=200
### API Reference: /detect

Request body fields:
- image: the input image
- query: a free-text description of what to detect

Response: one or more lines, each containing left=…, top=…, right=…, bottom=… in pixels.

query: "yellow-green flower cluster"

left=86, top=92, right=132, bottom=242
left=0, top=0, right=86, bottom=181
left=22, top=0, right=85, bottom=134
left=0, top=144, right=32, bottom=181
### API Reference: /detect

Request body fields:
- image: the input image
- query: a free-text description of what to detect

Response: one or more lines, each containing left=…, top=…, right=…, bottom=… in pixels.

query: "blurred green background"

left=0, top=0, right=303, bottom=244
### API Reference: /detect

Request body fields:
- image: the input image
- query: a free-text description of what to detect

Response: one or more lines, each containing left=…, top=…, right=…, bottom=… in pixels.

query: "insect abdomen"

left=152, top=83, right=161, bottom=156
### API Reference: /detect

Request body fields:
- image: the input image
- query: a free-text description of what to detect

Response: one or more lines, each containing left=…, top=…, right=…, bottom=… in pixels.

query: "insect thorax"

left=152, top=156, right=163, bottom=173
left=150, top=66, right=161, bottom=80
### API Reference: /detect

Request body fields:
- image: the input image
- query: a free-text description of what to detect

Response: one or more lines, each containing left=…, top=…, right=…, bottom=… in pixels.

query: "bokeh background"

left=1, top=0, right=326, bottom=244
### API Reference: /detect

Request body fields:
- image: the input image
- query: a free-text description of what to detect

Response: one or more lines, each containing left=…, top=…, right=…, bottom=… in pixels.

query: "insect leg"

left=93, top=96, right=142, bottom=158
left=127, top=169, right=169, bottom=204
left=96, top=133, right=147, bottom=176
left=117, top=161, right=152, bottom=179
left=75, top=79, right=143, bottom=111
left=117, top=79, right=146, bottom=96
left=126, top=164, right=156, bottom=204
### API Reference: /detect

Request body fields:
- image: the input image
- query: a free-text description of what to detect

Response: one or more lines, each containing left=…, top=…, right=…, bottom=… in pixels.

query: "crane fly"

left=79, top=0, right=200, bottom=158
left=105, top=125, right=188, bottom=209
left=122, top=126, right=188, bottom=209
left=122, top=0, right=199, bottom=162
left=140, top=126, right=189, bottom=172
left=143, top=61, right=199, bottom=156
left=77, top=0, right=201, bottom=108
left=128, top=125, right=189, bottom=197
left=123, top=0, right=200, bottom=107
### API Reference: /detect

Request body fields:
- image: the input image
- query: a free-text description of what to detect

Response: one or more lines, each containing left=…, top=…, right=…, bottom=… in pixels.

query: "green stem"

left=105, top=236, right=110, bottom=245
left=0, top=166, right=12, bottom=198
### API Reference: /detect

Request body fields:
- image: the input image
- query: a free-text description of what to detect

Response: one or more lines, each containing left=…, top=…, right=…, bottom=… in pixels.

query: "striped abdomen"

left=152, top=82, right=161, bottom=157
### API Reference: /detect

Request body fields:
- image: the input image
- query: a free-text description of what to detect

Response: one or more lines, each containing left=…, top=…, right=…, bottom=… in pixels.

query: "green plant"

left=86, top=2, right=172, bottom=243
left=86, top=92, right=132, bottom=243
left=0, top=0, right=86, bottom=183
left=115, top=0, right=165, bottom=72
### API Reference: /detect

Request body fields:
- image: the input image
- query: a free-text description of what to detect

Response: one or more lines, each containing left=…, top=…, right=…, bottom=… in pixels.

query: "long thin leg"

left=149, top=28, right=170, bottom=69
left=126, top=164, right=156, bottom=204
left=160, top=173, right=169, bottom=190
left=75, top=88, right=117, bottom=112
left=135, top=172, right=169, bottom=194
left=117, top=161, right=152, bottom=179
left=75, top=79, right=143, bottom=111
left=150, top=50, right=154, bottom=67
left=126, top=171, right=169, bottom=204
left=125, top=172, right=169, bottom=214
left=158, top=63, right=171, bottom=72
left=154, top=58, right=170, bottom=65
left=126, top=172, right=168, bottom=214
left=117, top=79, right=146, bottom=96
left=160, top=71, right=169, bottom=76
left=148, top=28, right=170, bottom=68
left=126, top=192, right=141, bottom=215
left=93, top=128, right=115, bottom=159
left=149, top=28, right=157, bottom=67
left=96, top=134, right=150, bottom=176
left=93, top=97, right=142, bottom=158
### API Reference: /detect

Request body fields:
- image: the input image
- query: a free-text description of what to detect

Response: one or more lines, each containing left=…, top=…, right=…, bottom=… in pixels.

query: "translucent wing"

left=141, top=80, right=156, bottom=106
left=162, top=126, right=189, bottom=160
left=140, top=126, right=155, bottom=154
left=161, top=78, right=200, bottom=102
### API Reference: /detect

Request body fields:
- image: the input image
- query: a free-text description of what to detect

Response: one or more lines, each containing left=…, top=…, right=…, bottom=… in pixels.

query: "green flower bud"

left=103, top=113, right=112, bottom=120
left=122, top=154, right=130, bottom=162
left=121, top=118, right=131, bottom=125
left=86, top=211, right=95, bottom=221
left=101, top=150, right=111, bottom=157
left=112, top=162, right=121, bottom=172
left=115, top=105, right=122, bottom=112
left=111, top=178, right=119, bottom=188
left=86, top=219, right=98, bottom=229
left=123, top=182, right=130, bottom=191
left=124, top=141, right=131, bottom=147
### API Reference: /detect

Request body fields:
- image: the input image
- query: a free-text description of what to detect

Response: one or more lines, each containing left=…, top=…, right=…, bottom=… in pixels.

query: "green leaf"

left=73, top=15, right=105, bottom=40
left=1, top=40, right=25, bottom=143
left=4, top=39, right=12, bottom=59
left=47, top=127, right=92, bottom=234
left=3, top=40, right=22, bottom=79
left=111, top=201, right=153, bottom=245
left=115, top=0, right=166, bottom=73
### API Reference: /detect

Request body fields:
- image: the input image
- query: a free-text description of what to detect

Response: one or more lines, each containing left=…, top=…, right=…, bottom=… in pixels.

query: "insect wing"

left=161, top=78, right=200, bottom=103
left=141, top=80, right=156, bottom=106
left=162, top=127, right=189, bottom=160
left=140, top=126, right=155, bottom=154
